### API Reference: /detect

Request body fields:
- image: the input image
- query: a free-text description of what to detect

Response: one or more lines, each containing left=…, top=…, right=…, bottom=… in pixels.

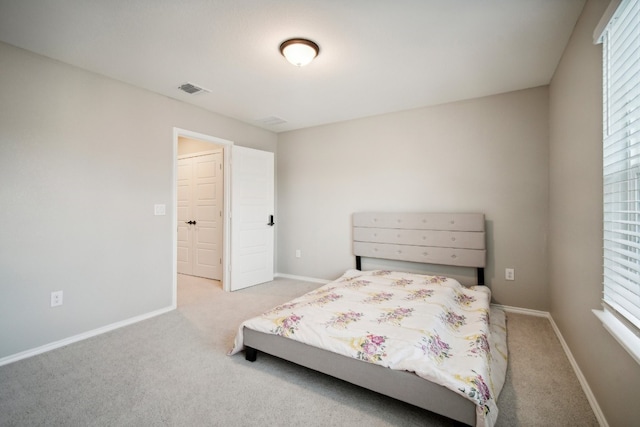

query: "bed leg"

left=477, top=267, right=485, bottom=286
left=245, top=347, right=257, bottom=362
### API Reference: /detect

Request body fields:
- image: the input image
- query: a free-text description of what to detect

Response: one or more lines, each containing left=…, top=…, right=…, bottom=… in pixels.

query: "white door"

left=176, top=158, right=194, bottom=275
left=193, top=153, right=223, bottom=280
left=177, top=152, right=223, bottom=280
left=230, top=146, right=275, bottom=291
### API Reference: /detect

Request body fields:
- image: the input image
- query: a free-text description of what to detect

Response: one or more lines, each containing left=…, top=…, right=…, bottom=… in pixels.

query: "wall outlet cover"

left=51, top=290, right=63, bottom=307
left=505, top=268, right=515, bottom=281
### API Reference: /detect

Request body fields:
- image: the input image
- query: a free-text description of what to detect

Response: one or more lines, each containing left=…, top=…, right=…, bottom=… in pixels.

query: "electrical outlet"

left=51, top=290, right=63, bottom=307
left=505, top=268, right=515, bottom=281
left=295, top=249, right=301, bottom=258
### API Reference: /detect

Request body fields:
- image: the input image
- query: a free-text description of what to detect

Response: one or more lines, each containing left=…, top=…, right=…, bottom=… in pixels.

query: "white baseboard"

left=546, top=314, right=608, bottom=427
left=492, top=304, right=549, bottom=317
left=495, top=304, right=608, bottom=427
left=0, top=305, right=176, bottom=367
left=2, top=284, right=608, bottom=427
left=272, top=281, right=606, bottom=424
left=274, top=272, right=331, bottom=284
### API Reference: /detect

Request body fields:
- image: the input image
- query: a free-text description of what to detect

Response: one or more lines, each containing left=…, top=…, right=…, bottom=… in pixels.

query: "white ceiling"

left=0, top=0, right=586, bottom=133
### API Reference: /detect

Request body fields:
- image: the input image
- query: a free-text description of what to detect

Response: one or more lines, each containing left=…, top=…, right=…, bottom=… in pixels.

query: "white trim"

left=0, top=306, right=175, bottom=367
left=489, top=305, right=608, bottom=426
left=173, top=128, right=233, bottom=293
left=593, top=0, right=622, bottom=44
left=593, top=309, right=640, bottom=366
left=252, top=282, right=613, bottom=426
left=244, top=279, right=607, bottom=426
left=492, top=304, right=549, bottom=317
left=0, top=269, right=610, bottom=427
left=547, top=314, right=609, bottom=427
left=275, top=272, right=331, bottom=285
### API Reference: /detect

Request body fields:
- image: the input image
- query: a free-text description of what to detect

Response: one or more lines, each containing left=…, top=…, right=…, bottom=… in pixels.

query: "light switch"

left=154, top=204, right=166, bottom=216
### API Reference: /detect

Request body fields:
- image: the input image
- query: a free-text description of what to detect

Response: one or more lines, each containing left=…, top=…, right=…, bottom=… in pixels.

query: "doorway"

left=171, top=128, right=276, bottom=306
left=172, top=129, right=232, bottom=306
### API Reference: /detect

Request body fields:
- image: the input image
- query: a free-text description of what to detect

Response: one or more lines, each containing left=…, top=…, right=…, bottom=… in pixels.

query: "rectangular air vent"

left=178, top=82, right=211, bottom=95
left=255, top=116, right=287, bottom=126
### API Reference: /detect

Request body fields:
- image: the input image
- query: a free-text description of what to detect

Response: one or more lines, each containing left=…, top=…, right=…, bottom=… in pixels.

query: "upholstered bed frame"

left=243, top=212, right=487, bottom=426
left=353, top=212, right=486, bottom=285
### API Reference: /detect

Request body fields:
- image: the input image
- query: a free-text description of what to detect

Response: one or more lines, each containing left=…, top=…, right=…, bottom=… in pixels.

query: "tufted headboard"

left=352, top=212, right=487, bottom=285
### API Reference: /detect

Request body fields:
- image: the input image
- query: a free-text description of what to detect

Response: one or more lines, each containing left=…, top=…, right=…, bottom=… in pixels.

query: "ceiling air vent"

left=255, top=116, right=287, bottom=126
left=178, top=82, right=211, bottom=95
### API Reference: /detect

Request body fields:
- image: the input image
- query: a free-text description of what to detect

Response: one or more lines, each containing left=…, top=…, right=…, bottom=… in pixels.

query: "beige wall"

left=277, top=87, right=550, bottom=310
left=4, top=3, right=638, bottom=422
left=549, top=0, right=640, bottom=425
left=0, top=41, right=276, bottom=359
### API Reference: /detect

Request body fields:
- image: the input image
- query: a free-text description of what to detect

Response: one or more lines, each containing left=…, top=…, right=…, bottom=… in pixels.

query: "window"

left=596, top=0, right=640, bottom=365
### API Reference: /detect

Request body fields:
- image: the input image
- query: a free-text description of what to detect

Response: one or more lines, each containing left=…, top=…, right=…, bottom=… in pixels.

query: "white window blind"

left=602, top=0, right=640, bottom=338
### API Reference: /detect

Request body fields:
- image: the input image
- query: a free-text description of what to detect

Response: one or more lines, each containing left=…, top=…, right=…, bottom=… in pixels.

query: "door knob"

left=185, top=220, right=197, bottom=225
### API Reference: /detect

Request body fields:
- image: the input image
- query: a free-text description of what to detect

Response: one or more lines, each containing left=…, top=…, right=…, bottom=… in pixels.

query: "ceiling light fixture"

left=279, top=38, right=320, bottom=67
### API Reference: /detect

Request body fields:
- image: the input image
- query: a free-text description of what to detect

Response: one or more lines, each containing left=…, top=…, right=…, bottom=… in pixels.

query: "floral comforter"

left=229, top=270, right=508, bottom=427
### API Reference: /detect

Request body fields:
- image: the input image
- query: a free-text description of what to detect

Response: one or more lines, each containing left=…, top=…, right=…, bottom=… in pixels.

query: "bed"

left=229, top=213, right=507, bottom=427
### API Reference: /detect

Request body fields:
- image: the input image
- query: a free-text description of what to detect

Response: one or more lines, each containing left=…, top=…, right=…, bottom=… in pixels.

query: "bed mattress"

left=230, top=269, right=507, bottom=427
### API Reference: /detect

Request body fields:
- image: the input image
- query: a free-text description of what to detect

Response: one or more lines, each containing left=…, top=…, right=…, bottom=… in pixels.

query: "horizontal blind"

left=603, top=0, right=640, bottom=331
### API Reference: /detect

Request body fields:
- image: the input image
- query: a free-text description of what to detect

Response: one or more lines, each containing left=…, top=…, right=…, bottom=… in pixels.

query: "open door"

left=230, top=146, right=275, bottom=291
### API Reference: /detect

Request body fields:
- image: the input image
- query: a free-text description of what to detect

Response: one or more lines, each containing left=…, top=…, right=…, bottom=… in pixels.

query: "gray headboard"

left=352, top=212, right=486, bottom=285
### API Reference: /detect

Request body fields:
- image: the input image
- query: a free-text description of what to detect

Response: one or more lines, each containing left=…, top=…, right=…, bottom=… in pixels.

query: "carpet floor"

left=0, top=274, right=599, bottom=426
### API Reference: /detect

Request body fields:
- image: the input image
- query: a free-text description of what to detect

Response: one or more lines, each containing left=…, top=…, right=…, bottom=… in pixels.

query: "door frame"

left=172, top=128, right=233, bottom=304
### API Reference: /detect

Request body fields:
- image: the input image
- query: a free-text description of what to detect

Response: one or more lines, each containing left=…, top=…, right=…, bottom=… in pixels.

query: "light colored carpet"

left=0, top=274, right=599, bottom=426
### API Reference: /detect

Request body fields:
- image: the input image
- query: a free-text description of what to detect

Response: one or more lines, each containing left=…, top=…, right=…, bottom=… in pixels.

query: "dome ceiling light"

left=279, top=38, right=320, bottom=67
